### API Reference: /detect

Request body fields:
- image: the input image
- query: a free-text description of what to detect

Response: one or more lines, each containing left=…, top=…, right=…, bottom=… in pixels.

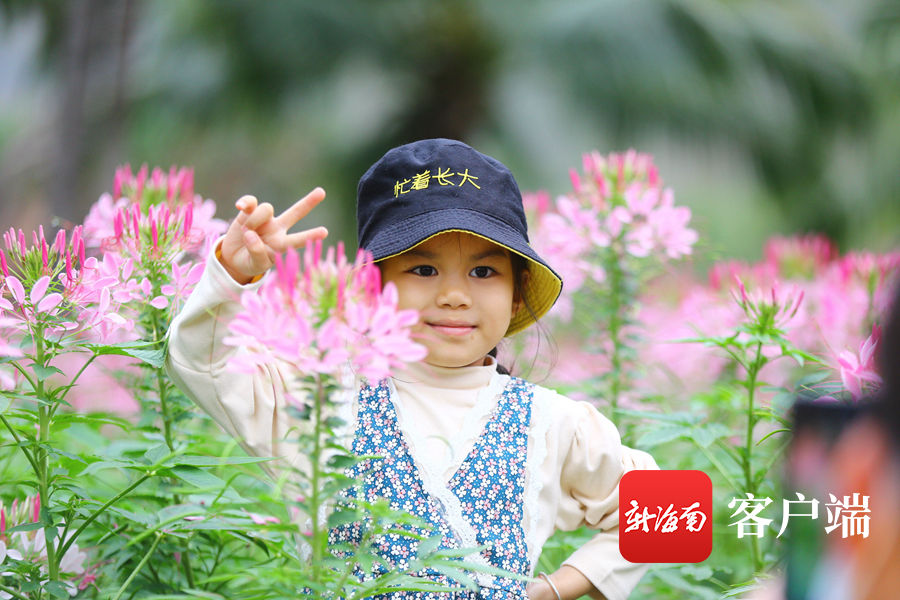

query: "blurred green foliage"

left=0, top=0, right=898, bottom=255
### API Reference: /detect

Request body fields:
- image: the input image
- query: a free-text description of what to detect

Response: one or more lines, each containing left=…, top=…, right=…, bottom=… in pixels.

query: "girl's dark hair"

left=491, top=254, right=548, bottom=376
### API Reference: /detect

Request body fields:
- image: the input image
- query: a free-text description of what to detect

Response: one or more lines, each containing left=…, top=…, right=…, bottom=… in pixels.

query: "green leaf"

left=415, top=534, right=443, bottom=559
left=324, top=416, right=346, bottom=429
left=795, top=370, right=831, bottom=388
left=327, top=453, right=361, bottom=470
left=174, top=455, right=273, bottom=467
left=692, top=423, right=732, bottom=448
left=30, top=363, right=63, bottom=382
left=651, top=568, right=719, bottom=600
left=614, top=408, right=700, bottom=425
left=44, top=524, right=58, bottom=545
left=5, top=521, right=43, bottom=534
left=43, top=581, right=72, bottom=599
left=81, top=459, right=134, bottom=475
left=182, top=590, right=228, bottom=599
left=170, top=466, right=227, bottom=490
left=327, top=508, right=361, bottom=528
left=180, top=517, right=242, bottom=531
left=83, top=341, right=166, bottom=368
left=757, top=428, right=790, bottom=445
left=680, top=564, right=714, bottom=580
left=107, top=505, right=155, bottom=526
left=141, top=591, right=227, bottom=600
left=428, top=564, right=478, bottom=590
left=143, top=443, right=172, bottom=466
left=52, top=412, right=131, bottom=429
left=636, top=425, right=691, bottom=448
left=157, top=504, right=206, bottom=524
left=47, top=447, right=86, bottom=464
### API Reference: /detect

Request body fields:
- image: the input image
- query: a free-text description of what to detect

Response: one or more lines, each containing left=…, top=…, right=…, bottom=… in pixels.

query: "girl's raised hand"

left=219, top=187, right=329, bottom=284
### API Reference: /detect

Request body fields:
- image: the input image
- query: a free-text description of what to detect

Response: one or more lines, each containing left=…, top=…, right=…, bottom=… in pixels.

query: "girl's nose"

left=436, top=275, right=471, bottom=308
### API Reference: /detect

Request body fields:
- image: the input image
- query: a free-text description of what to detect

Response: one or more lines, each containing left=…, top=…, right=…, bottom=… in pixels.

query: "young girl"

left=167, top=139, right=656, bottom=600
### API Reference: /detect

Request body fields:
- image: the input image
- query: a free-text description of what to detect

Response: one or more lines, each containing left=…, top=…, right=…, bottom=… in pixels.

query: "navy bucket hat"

left=357, top=138, right=562, bottom=336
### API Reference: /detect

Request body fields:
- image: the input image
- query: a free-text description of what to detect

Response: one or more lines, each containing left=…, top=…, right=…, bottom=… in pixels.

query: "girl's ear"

left=512, top=270, right=530, bottom=316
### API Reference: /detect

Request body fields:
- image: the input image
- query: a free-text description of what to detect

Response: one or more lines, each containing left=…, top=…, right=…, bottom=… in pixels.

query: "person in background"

left=752, top=281, right=900, bottom=600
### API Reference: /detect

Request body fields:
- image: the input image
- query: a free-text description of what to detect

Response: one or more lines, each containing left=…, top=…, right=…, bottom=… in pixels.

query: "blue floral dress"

left=328, top=376, right=535, bottom=599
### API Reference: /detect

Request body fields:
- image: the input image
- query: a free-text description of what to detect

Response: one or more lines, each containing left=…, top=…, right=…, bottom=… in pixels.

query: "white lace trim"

left=438, top=371, right=508, bottom=477
left=388, top=376, right=501, bottom=582
left=524, top=387, right=553, bottom=572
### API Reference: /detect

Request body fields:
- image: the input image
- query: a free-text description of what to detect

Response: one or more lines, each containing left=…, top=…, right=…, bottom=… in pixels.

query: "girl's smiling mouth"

left=427, top=321, right=476, bottom=336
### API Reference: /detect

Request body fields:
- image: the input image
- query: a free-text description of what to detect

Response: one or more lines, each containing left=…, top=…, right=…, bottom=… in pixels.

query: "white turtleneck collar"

left=391, top=356, right=497, bottom=391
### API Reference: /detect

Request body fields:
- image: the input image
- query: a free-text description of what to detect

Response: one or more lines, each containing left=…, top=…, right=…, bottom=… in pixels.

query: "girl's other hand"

left=525, top=579, right=558, bottom=600
left=526, top=567, right=607, bottom=600
left=219, top=188, right=329, bottom=284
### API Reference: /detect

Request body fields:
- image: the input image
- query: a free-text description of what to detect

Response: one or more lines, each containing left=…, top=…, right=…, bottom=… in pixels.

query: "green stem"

left=111, top=532, right=163, bottom=600
left=207, top=541, right=226, bottom=579
left=149, top=308, right=195, bottom=588
left=333, top=488, right=369, bottom=595
left=33, top=326, right=59, bottom=582
left=58, top=474, right=151, bottom=559
left=744, top=341, right=763, bottom=572
left=311, top=375, right=325, bottom=585
left=180, top=537, right=197, bottom=589
left=8, top=359, right=37, bottom=392
left=714, top=438, right=745, bottom=471
left=157, top=370, right=196, bottom=588
left=0, top=583, right=30, bottom=600
left=157, top=370, right=174, bottom=451
left=606, top=253, right=626, bottom=425
left=151, top=314, right=175, bottom=452
left=54, top=352, right=99, bottom=408
left=695, top=443, right=740, bottom=491
left=0, top=411, right=39, bottom=474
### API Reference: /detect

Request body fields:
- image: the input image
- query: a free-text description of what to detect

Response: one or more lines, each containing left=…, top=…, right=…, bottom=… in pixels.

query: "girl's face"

left=379, top=231, right=520, bottom=368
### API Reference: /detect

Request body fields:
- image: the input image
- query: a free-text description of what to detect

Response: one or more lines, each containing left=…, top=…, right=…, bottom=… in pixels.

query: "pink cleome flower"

left=835, top=326, right=882, bottom=400
left=80, top=164, right=229, bottom=332
left=528, top=150, right=697, bottom=281
left=225, top=240, right=426, bottom=386
left=0, top=226, right=128, bottom=344
left=84, top=164, right=227, bottom=261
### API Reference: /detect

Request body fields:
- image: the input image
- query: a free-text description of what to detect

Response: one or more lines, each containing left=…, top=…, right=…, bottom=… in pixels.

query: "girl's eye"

left=410, top=265, right=437, bottom=277
left=470, top=266, right=496, bottom=278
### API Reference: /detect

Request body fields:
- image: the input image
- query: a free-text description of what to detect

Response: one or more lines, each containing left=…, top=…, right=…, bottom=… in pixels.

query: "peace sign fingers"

left=284, top=226, right=329, bottom=250
left=275, top=187, right=327, bottom=231
left=219, top=187, right=329, bottom=284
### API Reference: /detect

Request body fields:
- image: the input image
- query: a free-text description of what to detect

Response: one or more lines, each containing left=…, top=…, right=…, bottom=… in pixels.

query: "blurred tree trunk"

left=51, top=0, right=93, bottom=223
left=51, top=0, right=134, bottom=224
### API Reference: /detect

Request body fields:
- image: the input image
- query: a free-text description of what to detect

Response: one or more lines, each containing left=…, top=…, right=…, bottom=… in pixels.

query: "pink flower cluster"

left=637, top=235, right=899, bottom=400
left=84, top=165, right=226, bottom=258
left=0, top=226, right=126, bottom=347
left=49, top=164, right=229, bottom=413
left=1, top=164, right=227, bottom=411
left=526, top=150, right=697, bottom=321
left=82, top=164, right=227, bottom=322
left=225, top=241, right=426, bottom=385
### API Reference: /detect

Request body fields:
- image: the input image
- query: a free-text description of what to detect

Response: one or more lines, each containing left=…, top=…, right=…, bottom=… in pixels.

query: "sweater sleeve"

left=165, top=240, right=304, bottom=475
left=555, top=400, right=657, bottom=600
